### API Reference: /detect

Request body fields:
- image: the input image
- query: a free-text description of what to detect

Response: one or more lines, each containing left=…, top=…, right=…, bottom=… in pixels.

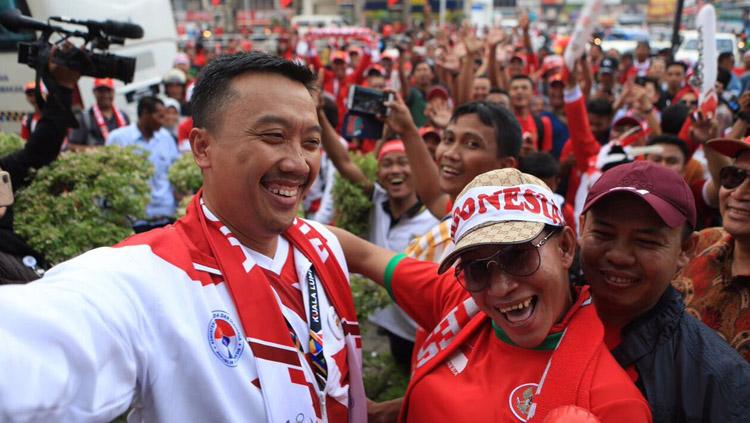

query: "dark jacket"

left=612, top=286, right=750, bottom=422
left=0, top=85, right=73, bottom=282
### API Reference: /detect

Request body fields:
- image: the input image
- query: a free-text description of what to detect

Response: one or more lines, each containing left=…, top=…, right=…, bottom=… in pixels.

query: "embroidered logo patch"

left=508, top=383, right=537, bottom=422
left=207, top=310, right=244, bottom=367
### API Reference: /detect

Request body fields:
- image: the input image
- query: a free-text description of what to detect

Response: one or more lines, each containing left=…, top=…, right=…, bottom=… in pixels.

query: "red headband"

left=378, top=140, right=406, bottom=160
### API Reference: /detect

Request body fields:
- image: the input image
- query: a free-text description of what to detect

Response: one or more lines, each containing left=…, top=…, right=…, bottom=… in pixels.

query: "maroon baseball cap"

left=582, top=161, right=697, bottom=229
left=706, top=136, right=750, bottom=159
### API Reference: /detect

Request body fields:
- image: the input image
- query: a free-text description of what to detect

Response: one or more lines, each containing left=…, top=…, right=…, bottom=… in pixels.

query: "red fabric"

left=525, top=52, right=539, bottom=75
left=689, top=179, right=719, bottom=230
left=676, top=117, right=699, bottom=158
left=20, top=112, right=40, bottom=141
left=390, top=258, right=651, bottom=422
left=177, top=117, right=193, bottom=151
left=561, top=94, right=601, bottom=206
left=619, top=66, right=637, bottom=85
left=603, top=324, right=640, bottom=383
left=517, top=112, right=539, bottom=148
left=178, top=117, right=193, bottom=142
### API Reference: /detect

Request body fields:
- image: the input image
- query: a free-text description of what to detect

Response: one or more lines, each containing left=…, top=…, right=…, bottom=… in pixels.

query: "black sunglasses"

left=719, top=166, right=750, bottom=190
left=455, top=229, right=561, bottom=293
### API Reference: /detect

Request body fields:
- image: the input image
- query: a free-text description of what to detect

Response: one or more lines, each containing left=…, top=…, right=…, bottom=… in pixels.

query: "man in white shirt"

left=0, top=52, right=365, bottom=422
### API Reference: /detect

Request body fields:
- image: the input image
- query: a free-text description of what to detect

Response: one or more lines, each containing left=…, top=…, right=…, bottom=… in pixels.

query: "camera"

left=347, top=86, right=393, bottom=117
left=0, top=9, right=142, bottom=83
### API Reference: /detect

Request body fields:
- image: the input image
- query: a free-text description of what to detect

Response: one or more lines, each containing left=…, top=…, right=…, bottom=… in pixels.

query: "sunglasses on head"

left=719, top=166, right=750, bottom=190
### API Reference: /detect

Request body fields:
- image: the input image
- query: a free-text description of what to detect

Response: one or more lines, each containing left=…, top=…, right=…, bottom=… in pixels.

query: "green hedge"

left=0, top=132, right=24, bottom=157
left=331, top=152, right=377, bottom=237
left=15, top=146, right=153, bottom=265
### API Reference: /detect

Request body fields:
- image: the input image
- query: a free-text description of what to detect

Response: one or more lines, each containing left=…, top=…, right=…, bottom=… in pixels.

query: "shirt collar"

left=381, top=198, right=425, bottom=228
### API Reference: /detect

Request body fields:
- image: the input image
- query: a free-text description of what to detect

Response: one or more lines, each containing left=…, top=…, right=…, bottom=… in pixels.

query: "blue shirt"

left=107, top=124, right=180, bottom=218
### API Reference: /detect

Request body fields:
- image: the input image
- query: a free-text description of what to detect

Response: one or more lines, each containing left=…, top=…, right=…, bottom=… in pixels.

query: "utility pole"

left=671, top=0, right=686, bottom=54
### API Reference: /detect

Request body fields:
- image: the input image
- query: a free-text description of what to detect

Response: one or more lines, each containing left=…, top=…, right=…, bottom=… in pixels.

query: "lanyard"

left=304, top=268, right=328, bottom=391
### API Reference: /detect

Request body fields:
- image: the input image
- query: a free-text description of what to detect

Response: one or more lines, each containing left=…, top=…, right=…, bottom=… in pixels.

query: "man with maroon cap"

left=70, top=78, right=129, bottom=148
left=675, top=136, right=750, bottom=362
left=578, top=161, right=750, bottom=421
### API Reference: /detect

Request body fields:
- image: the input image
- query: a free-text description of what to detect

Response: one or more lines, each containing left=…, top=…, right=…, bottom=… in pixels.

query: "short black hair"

left=647, top=134, right=689, bottom=163
left=718, top=51, right=734, bottom=62
left=409, top=60, right=434, bottom=78
left=489, top=87, right=509, bottom=95
left=510, top=75, right=533, bottom=86
left=660, top=103, right=689, bottom=134
left=717, top=67, right=732, bottom=89
left=191, top=52, right=316, bottom=130
left=636, top=76, right=662, bottom=96
left=450, top=101, right=522, bottom=159
left=519, top=152, right=560, bottom=180
left=587, top=98, right=613, bottom=117
left=636, top=41, right=650, bottom=50
left=666, top=61, right=687, bottom=73
left=137, top=96, right=164, bottom=117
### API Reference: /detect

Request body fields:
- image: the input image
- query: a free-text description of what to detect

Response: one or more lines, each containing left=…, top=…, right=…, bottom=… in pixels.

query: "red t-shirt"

left=516, top=112, right=539, bottom=149
left=387, top=257, right=651, bottom=422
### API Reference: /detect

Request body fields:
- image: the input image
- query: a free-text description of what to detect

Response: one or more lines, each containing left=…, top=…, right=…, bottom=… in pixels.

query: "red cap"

left=331, top=51, right=348, bottom=63
left=365, top=64, right=385, bottom=77
left=23, top=81, right=36, bottom=92
left=93, top=78, right=115, bottom=90
left=612, top=115, right=642, bottom=129
left=426, top=85, right=450, bottom=101
left=548, top=72, right=564, bottom=86
left=706, top=136, right=750, bottom=158
left=673, top=86, right=698, bottom=103
left=582, top=161, right=697, bottom=229
left=541, top=55, right=563, bottom=76
left=510, top=54, right=526, bottom=65
left=419, top=126, right=440, bottom=139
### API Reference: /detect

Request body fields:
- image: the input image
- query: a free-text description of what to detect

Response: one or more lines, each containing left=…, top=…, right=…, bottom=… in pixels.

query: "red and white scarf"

left=191, top=192, right=366, bottom=422
left=92, top=103, right=126, bottom=141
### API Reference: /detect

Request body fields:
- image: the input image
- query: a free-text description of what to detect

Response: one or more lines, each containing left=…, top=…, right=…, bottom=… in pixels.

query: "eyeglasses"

left=719, top=166, right=750, bottom=190
left=455, top=229, right=560, bottom=292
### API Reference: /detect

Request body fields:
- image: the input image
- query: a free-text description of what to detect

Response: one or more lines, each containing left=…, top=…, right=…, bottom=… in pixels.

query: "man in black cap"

left=592, top=57, right=619, bottom=103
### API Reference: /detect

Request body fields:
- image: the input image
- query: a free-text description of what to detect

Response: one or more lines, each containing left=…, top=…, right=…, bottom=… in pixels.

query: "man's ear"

left=190, top=127, right=211, bottom=170
left=499, top=155, right=517, bottom=169
left=558, top=226, right=577, bottom=268
left=676, top=230, right=699, bottom=271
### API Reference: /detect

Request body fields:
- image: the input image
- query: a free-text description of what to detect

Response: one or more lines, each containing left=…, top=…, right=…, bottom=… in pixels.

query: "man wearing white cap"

left=331, top=168, right=650, bottom=421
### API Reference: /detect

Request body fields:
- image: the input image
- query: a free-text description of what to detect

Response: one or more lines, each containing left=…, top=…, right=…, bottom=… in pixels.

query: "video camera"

left=0, top=9, right=142, bottom=83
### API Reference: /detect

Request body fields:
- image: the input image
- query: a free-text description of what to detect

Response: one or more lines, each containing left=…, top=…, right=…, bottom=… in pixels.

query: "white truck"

left=0, top=0, right=178, bottom=134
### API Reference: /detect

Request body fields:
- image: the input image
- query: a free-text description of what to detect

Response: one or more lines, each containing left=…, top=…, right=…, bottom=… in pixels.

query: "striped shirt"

left=404, top=218, right=452, bottom=263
